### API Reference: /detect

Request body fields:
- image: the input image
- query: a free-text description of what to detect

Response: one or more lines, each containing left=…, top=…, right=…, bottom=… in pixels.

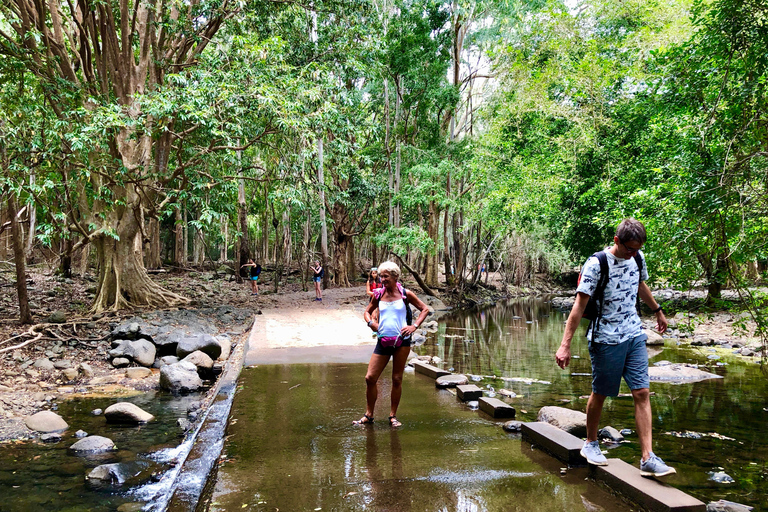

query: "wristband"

left=367, top=320, right=373, bottom=326
left=651, top=306, right=663, bottom=313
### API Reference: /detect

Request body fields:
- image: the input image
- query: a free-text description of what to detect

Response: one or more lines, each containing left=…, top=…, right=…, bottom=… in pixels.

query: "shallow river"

left=209, top=298, right=768, bottom=511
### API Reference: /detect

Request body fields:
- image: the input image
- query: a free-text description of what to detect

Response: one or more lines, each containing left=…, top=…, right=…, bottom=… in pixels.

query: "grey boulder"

left=215, top=335, right=232, bottom=361
left=159, top=361, right=203, bottom=393
left=176, top=334, right=221, bottom=360
left=69, top=435, right=117, bottom=454
left=599, top=426, right=625, bottom=442
left=537, top=406, right=587, bottom=438
left=25, top=410, right=68, bottom=433
left=707, top=500, right=753, bottom=512
left=109, top=339, right=156, bottom=367
left=104, top=402, right=155, bottom=424
left=33, top=358, right=56, bottom=371
left=153, top=330, right=184, bottom=356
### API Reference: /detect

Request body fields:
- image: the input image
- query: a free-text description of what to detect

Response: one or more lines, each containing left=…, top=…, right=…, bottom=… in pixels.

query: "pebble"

left=75, top=430, right=88, bottom=438
left=91, top=408, right=103, bottom=416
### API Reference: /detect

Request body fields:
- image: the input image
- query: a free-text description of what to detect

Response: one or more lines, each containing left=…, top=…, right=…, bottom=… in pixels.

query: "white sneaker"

left=580, top=440, right=608, bottom=466
left=640, top=452, right=676, bottom=477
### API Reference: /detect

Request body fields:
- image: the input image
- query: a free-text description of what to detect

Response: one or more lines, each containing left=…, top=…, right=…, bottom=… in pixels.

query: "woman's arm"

left=364, top=299, right=379, bottom=331
left=400, top=290, right=430, bottom=335
left=366, top=279, right=374, bottom=296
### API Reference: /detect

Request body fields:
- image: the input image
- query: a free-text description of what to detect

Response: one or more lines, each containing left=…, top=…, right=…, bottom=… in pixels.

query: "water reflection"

left=413, top=298, right=768, bottom=509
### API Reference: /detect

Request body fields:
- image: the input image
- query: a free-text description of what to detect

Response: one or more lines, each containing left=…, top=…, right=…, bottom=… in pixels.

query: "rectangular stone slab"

left=478, top=397, right=515, bottom=418
left=456, top=384, right=483, bottom=401
left=593, top=459, right=706, bottom=512
left=411, top=360, right=450, bottom=379
left=521, top=421, right=586, bottom=466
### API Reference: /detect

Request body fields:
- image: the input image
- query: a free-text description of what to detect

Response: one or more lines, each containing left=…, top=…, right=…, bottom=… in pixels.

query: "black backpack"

left=579, top=251, right=643, bottom=340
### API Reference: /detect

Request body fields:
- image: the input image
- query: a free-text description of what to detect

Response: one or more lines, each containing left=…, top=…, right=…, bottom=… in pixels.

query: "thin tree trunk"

left=318, top=137, right=329, bottom=289
left=174, top=207, right=184, bottom=266
left=24, top=173, right=36, bottom=260
left=385, top=78, right=393, bottom=226
left=183, top=205, right=188, bottom=265
left=443, top=170, right=453, bottom=287
left=237, top=148, right=249, bottom=281
left=219, top=215, right=228, bottom=262
left=146, top=217, right=161, bottom=269
left=394, top=77, right=402, bottom=228
left=8, top=194, right=32, bottom=324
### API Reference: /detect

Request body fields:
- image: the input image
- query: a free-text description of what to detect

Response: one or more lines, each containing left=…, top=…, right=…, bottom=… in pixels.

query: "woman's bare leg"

left=354, top=353, right=391, bottom=423
left=389, top=346, right=411, bottom=424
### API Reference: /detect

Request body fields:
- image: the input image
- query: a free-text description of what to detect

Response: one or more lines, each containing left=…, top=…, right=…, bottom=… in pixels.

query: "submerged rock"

left=707, top=499, right=753, bottom=512
left=598, top=426, right=624, bottom=442
left=69, top=435, right=117, bottom=454
left=709, top=471, right=735, bottom=484
left=41, top=433, right=62, bottom=443
left=537, top=406, right=587, bottom=438
left=648, top=364, right=723, bottom=384
left=25, top=410, right=68, bottom=433
left=87, top=463, right=125, bottom=483
left=502, top=420, right=523, bottom=432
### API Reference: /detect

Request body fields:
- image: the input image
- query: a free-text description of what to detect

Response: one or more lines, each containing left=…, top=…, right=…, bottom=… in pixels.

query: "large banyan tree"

left=0, top=0, right=284, bottom=312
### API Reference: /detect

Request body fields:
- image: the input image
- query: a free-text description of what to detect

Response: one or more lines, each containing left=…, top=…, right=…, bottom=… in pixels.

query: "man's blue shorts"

left=588, top=333, right=649, bottom=397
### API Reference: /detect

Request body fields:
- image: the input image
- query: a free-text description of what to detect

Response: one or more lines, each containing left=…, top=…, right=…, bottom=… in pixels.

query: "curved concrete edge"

left=164, top=316, right=255, bottom=512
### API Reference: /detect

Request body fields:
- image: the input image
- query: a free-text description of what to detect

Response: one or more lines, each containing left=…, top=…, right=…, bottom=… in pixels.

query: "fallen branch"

left=0, top=332, right=44, bottom=354
left=390, top=252, right=437, bottom=297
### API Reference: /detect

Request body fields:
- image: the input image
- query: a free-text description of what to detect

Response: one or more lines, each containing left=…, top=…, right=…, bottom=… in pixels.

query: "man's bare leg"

left=632, top=387, right=652, bottom=460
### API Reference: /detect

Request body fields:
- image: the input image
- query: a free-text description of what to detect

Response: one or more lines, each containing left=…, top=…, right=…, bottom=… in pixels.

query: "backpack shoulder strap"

left=634, top=253, right=644, bottom=280
left=593, top=251, right=609, bottom=292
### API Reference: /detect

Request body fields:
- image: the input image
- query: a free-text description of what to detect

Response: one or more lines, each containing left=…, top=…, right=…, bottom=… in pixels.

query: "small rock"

left=69, top=435, right=117, bottom=454
left=502, top=420, right=523, bottom=432
left=215, top=335, right=232, bottom=361
left=109, top=339, right=156, bottom=367
left=124, top=367, right=152, bottom=380
left=598, top=426, right=625, bottom=442
left=161, top=355, right=180, bottom=365
left=706, top=499, right=754, bottom=512
left=53, top=360, right=73, bottom=369
left=78, top=363, right=95, bottom=378
left=91, top=409, right=103, bottom=416
left=75, top=429, right=88, bottom=438
left=644, top=329, right=664, bottom=345
left=181, top=351, right=214, bottom=371
left=112, top=357, right=130, bottom=368
left=116, top=503, right=145, bottom=512
left=24, top=410, right=68, bottom=433
left=177, top=418, right=192, bottom=431
left=104, top=402, right=155, bottom=424
left=33, top=358, right=56, bottom=371
left=87, top=463, right=125, bottom=483
left=41, top=433, right=62, bottom=443
left=47, top=310, right=67, bottom=323
left=708, top=471, right=735, bottom=484
left=61, top=368, right=79, bottom=381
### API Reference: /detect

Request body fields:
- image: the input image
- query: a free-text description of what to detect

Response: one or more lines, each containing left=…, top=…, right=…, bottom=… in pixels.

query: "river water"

left=1, top=298, right=766, bottom=510
left=209, top=298, right=768, bottom=511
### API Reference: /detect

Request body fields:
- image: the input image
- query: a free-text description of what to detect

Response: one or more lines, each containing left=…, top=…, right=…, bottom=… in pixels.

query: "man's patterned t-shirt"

left=576, top=249, right=649, bottom=344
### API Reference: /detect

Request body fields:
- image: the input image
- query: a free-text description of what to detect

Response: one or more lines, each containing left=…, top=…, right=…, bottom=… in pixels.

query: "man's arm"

left=555, top=292, right=590, bottom=369
left=638, top=281, right=667, bottom=334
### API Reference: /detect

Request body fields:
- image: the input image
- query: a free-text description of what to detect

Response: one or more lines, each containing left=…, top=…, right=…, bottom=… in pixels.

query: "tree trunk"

left=60, top=237, right=73, bottom=278
left=91, top=192, right=188, bottom=313
left=394, top=77, right=402, bottom=228
left=318, top=137, right=330, bottom=290
left=193, top=224, right=204, bottom=265
left=145, top=217, right=161, bottom=269
left=333, top=233, right=351, bottom=287
left=425, top=199, right=440, bottom=287
left=24, top=173, right=36, bottom=260
left=174, top=207, right=185, bottom=266
left=347, top=234, right=356, bottom=280
left=183, top=206, right=189, bottom=265
left=8, top=194, right=32, bottom=324
left=219, top=215, right=228, bottom=262
left=237, top=155, right=250, bottom=279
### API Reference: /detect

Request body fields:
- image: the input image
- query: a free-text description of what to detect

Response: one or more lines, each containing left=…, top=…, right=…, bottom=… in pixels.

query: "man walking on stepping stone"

left=555, top=218, right=675, bottom=477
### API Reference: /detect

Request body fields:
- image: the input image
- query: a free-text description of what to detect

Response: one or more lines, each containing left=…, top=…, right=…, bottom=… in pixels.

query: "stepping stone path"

left=411, top=360, right=450, bottom=379
left=521, top=421, right=586, bottom=466
left=479, top=397, right=515, bottom=419
left=456, top=384, right=483, bottom=401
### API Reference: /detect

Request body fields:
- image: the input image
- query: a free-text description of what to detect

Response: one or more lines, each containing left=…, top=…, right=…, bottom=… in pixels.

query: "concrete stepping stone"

left=521, top=421, right=587, bottom=466
left=411, top=360, right=450, bottom=379
left=456, top=384, right=483, bottom=401
left=436, top=374, right=468, bottom=388
left=593, top=458, right=705, bottom=512
left=478, top=397, right=515, bottom=418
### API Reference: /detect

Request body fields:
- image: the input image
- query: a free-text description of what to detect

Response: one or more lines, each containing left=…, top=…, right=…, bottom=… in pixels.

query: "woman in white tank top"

left=354, top=261, right=429, bottom=427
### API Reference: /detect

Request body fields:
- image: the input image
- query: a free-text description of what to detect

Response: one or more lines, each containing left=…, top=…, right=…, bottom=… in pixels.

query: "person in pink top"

left=354, top=261, right=429, bottom=428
